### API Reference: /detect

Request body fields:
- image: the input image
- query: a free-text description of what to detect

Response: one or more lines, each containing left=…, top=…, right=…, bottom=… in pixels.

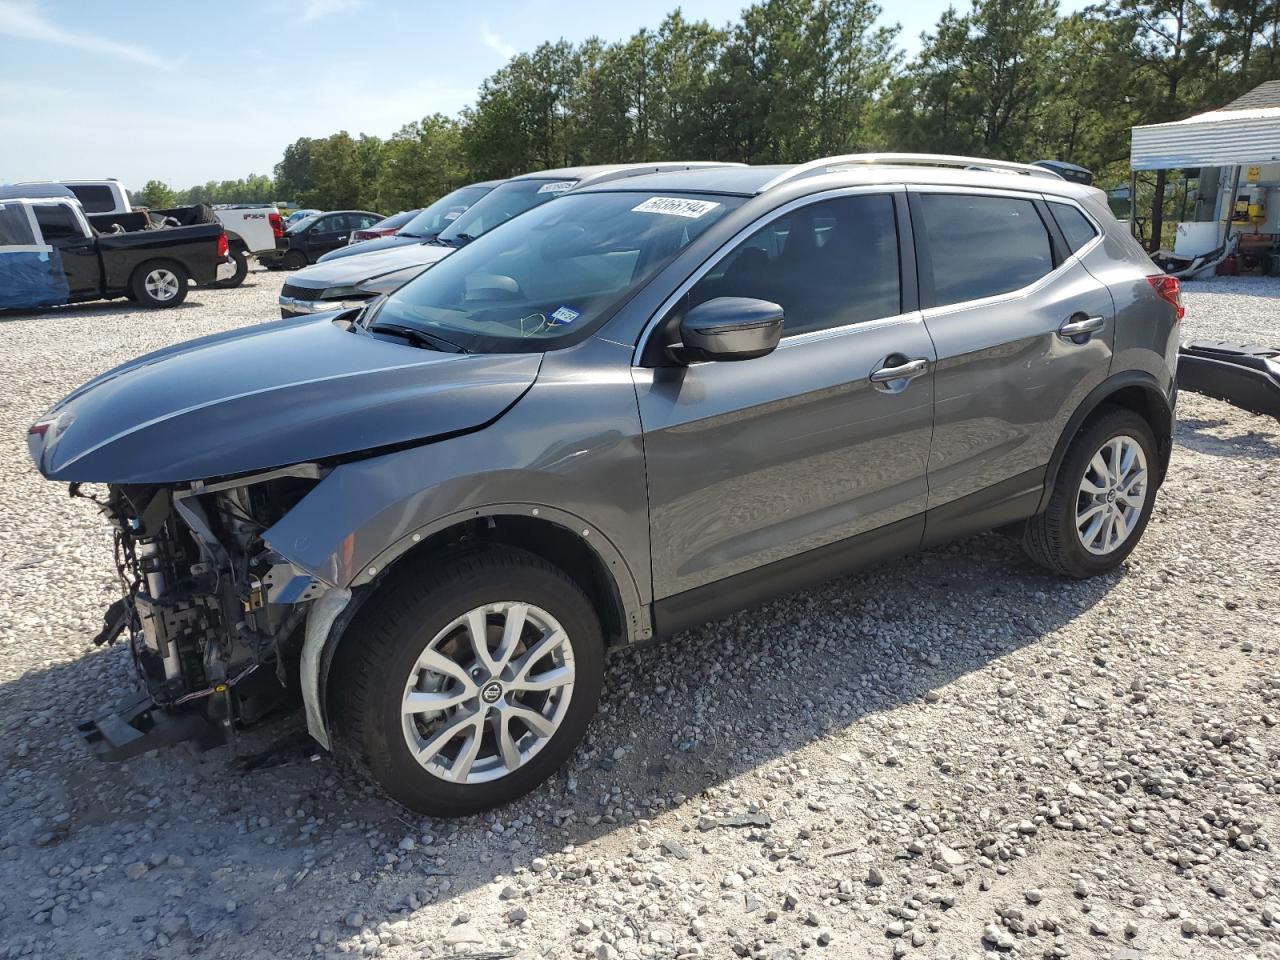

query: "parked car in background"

left=0, top=185, right=230, bottom=310
left=28, top=154, right=1181, bottom=816
left=19, top=178, right=132, bottom=214
left=269, top=210, right=383, bottom=270
left=280, top=163, right=738, bottom=316
left=348, top=209, right=420, bottom=245
left=18, top=179, right=277, bottom=289
left=317, top=181, right=502, bottom=264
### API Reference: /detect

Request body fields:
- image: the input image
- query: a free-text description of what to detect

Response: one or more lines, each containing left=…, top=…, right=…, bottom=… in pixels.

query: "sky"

left=0, top=0, right=1091, bottom=190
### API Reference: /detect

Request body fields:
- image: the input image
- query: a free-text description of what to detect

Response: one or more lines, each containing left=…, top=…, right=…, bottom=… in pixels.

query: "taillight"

left=217, top=232, right=229, bottom=258
left=1147, top=275, right=1184, bottom=320
left=269, top=212, right=284, bottom=238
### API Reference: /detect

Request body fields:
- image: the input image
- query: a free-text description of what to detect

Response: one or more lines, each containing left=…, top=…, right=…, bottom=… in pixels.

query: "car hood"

left=318, top=233, right=420, bottom=263
left=29, top=314, right=541, bottom=483
left=289, top=243, right=455, bottom=292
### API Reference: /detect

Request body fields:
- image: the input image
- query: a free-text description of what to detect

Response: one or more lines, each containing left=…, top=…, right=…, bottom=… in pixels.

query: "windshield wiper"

left=368, top=322, right=469, bottom=354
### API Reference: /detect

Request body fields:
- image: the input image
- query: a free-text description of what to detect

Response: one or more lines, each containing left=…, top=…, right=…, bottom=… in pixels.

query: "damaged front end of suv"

left=72, top=468, right=331, bottom=758
left=27, top=311, right=543, bottom=761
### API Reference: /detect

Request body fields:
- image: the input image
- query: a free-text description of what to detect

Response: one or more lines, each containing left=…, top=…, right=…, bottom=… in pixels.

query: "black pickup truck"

left=0, top=185, right=231, bottom=311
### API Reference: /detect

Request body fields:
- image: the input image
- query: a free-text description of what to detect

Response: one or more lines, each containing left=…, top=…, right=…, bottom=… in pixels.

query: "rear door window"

left=916, top=193, right=1054, bottom=307
left=1048, top=201, right=1099, bottom=254
left=32, top=203, right=82, bottom=242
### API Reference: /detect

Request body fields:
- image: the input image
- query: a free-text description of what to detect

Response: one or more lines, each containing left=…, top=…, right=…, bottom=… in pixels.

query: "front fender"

left=261, top=335, right=652, bottom=618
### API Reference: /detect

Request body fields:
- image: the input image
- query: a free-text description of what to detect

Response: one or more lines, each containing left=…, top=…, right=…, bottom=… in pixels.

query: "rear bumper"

left=1177, top=341, right=1280, bottom=419
left=215, top=256, right=237, bottom=281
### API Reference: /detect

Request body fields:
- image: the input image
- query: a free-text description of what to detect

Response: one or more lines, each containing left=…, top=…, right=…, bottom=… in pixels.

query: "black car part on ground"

left=1177, top=340, right=1280, bottom=419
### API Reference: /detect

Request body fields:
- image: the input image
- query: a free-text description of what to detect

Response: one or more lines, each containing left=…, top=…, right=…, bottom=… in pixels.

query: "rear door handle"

left=870, top=357, right=929, bottom=383
left=1058, top=315, right=1105, bottom=340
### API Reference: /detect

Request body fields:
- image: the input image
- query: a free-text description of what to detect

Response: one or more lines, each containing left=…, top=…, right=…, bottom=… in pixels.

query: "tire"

left=130, top=261, right=189, bottom=308
left=211, top=249, right=248, bottom=288
left=280, top=249, right=307, bottom=271
left=329, top=545, right=605, bottom=817
left=1022, top=407, right=1159, bottom=578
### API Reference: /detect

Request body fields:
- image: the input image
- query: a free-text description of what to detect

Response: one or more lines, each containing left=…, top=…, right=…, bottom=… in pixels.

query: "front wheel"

left=130, top=261, right=189, bottom=308
left=329, top=546, right=604, bottom=816
left=1022, top=407, right=1159, bottom=578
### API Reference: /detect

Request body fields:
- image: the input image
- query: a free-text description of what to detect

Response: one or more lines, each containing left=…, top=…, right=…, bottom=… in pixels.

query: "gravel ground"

left=0, top=270, right=1277, bottom=960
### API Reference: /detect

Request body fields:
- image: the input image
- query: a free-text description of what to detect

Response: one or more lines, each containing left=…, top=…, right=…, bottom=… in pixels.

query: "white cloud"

left=480, top=22, right=516, bottom=60
left=0, top=0, right=167, bottom=68
left=299, top=0, right=364, bottom=22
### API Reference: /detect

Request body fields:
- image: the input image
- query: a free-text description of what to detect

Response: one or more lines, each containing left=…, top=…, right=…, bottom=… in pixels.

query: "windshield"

left=372, top=209, right=418, bottom=231
left=436, top=178, right=576, bottom=245
left=286, top=214, right=320, bottom=234
left=374, top=191, right=742, bottom=352
left=399, top=184, right=494, bottom=239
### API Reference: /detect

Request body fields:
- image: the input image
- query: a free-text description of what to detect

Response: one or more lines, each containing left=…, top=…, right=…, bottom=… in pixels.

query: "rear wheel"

left=130, top=261, right=189, bottom=308
left=330, top=546, right=604, bottom=816
left=280, top=249, right=307, bottom=271
left=211, top=249, right=248, bottom=288
left=1022, top=408, right=1158, bottom=578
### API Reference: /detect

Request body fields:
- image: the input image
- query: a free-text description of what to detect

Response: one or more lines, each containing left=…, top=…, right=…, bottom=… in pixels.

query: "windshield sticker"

left=537, top=181, right=576, bottom=195
left=631, top=196, right=721, bottom=219
left=550, top=305, right=581, bottom=325
left=443, top=209, right=462, bottom=220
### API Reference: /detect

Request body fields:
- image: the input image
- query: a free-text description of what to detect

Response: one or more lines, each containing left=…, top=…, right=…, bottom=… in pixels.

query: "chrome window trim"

left=632, top=184, right=907, bottom=365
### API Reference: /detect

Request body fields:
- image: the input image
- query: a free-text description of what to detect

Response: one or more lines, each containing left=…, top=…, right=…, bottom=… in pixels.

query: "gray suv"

left=28, top=154, right=1182, bottom=816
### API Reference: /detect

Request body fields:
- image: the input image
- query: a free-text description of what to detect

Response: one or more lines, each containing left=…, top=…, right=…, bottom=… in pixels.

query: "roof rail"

left=757, top=153, right=1065, bottom=191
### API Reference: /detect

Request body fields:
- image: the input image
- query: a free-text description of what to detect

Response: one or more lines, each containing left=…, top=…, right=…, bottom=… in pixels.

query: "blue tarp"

left=0, top=249, right=69, bottom=310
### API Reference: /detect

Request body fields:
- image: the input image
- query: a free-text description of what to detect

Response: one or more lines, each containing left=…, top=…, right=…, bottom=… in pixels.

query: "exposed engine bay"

left=80, top=468, right=328, bottom=758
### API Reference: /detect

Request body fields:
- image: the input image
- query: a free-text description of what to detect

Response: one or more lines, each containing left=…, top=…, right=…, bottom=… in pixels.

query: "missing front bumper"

left=78, top=688, right=224, bottom=762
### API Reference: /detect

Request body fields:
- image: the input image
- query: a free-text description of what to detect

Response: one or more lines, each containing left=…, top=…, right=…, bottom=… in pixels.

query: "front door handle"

left=1058, top=314, right=1105, bottom=340
left=337, top=234, right=348, bottom=241
left=870, top=357, right=929, bottom=384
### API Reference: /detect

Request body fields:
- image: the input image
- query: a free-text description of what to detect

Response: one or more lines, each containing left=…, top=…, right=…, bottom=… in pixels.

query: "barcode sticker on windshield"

left=631, top=197, right=721, bottom=218
left=537, top=181, right=576, bottom=195
left=550, top=305, right=581, bottom=325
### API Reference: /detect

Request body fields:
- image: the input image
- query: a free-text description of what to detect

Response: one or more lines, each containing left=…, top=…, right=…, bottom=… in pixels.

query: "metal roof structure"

left=1131, top=81, right=1280, bottom=170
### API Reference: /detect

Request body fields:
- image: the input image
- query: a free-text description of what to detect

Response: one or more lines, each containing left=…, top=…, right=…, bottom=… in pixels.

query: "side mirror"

left=669, top=297, right=784, bottom=364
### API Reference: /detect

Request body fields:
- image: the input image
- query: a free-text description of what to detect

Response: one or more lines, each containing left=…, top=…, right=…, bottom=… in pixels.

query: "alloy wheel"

left=400, top=602, right=575, bottom=784
left=144, top=268, right=180, bottom=302
left=1075, top=434, right=1148, bottom=556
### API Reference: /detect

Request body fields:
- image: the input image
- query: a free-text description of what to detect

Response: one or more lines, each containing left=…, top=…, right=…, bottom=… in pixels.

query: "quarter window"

left=687, top=194, right=900, bottom=337
left=1049, top=201, right=1099, bottom=254
left=917, top=194, right=1054, bottom=307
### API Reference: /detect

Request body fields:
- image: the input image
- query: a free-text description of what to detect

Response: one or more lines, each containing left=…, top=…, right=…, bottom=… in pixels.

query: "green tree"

left=135, top=179, right=176, bottom=208
left=882, top=0, right=1060, bottom=159
left=374, top=114, right=467, bottom=210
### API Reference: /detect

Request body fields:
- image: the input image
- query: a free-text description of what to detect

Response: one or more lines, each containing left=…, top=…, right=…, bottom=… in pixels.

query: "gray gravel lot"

left=0, top=270, right=1277, bottom=960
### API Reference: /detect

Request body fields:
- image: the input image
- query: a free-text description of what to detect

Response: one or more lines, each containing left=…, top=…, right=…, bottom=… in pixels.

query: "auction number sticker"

left=631, top=197, right=721, bottom=218
left=537, top=181, right=576, bottom=194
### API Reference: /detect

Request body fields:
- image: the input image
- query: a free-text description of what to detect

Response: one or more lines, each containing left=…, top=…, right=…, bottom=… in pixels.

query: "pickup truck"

left=0, top=186, right=231, bottom=311
left=18, top=180, right=282, bottom=287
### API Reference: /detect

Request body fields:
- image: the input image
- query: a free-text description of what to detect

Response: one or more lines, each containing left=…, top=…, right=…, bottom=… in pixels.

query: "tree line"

left=134, top=0, right=1280, bottom=219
